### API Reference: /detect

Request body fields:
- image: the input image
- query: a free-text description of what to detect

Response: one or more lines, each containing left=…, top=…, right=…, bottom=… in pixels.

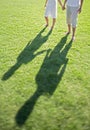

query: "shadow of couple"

left=2, top=27, right=73, bottom=127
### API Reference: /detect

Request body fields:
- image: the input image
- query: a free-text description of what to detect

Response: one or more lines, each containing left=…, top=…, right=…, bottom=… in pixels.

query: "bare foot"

left=65, top=31, right=71, bottom=35
left=45, top=24, right=48, bottom=27
left=50, top=26, right=54, bottom=30
left=71, top=36, right=75, bottom=41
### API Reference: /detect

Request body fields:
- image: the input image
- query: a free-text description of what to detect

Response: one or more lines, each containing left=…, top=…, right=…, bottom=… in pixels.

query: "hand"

left=62, top=5, right=65, bottom=10
left=78, top=7, right=82, bottom=14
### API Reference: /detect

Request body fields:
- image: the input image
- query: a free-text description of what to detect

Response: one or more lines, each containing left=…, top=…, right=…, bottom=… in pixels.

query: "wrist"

left=79, top=5, right=82, bottom=9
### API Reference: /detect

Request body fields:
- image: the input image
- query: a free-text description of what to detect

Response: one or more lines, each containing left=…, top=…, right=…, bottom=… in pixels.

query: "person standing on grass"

left=44, top=0, right=63, bottom=30
left=62, top=0, right=84, bottom=41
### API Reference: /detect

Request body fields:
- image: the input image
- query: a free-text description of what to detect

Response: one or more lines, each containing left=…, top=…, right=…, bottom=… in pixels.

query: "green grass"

left=0, top=0, right=90, bottom=130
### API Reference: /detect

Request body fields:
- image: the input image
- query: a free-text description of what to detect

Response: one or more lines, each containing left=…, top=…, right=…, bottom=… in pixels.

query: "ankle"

left=45, top=24, right=48, bottom=27
left=71, top=36, right=75, bottom=41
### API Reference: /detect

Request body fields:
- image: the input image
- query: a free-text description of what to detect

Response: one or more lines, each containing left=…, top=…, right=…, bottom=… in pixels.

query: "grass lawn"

left=0, top=0, right=90, bottom=130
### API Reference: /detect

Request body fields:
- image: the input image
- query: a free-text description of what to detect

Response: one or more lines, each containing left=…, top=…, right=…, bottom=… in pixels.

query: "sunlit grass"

left=0, top=0, right=90, bottom=130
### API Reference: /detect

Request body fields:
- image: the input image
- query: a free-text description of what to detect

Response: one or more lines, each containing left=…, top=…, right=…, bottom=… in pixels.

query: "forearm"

left=45, top=0, right=48, bottom=7
left=63, top=0, right=67, bottom=7
left=58, top=0, right=63, bottom=7
left=80, top=0, right=84, bottom=9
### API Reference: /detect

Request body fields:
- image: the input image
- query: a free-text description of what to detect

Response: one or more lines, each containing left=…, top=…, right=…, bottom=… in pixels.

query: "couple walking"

left=44, top=0, right=84, bottom=41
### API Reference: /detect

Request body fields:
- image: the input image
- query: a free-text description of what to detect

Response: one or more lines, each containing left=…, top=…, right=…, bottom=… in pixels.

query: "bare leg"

left=72, top=27, right=76, bottom=41
left=51, top=18, right=56, bottom=29
left=67, top=24, right=71, bottom=34
left=45, top=17, right=49, bottom=27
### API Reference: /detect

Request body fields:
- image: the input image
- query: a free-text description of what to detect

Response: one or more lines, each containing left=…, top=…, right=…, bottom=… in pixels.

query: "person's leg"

left=66, top=6, right=71, bottom=34
left=72, top=27, right=76, bottom=41
left=45, top=16, right=49, bottom=27
left=67, top=24, right=71, bottom=34
left=51, top=18, right=56, bottom=29
left=71, top=7, right=78, bottom=41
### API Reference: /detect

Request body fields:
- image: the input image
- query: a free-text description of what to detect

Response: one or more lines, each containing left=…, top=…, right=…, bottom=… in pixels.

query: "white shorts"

left=66, top=5, right=79, bottom=28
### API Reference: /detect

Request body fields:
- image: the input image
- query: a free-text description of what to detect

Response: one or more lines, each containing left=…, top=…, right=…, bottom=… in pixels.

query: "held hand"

left=62, top=5, right=66, bottom=10
left=78, top=7, right=82, bottom=14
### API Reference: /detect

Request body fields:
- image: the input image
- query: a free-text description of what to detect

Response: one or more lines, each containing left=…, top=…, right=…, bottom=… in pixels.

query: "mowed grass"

left=0, top=0, right=90, bottom=130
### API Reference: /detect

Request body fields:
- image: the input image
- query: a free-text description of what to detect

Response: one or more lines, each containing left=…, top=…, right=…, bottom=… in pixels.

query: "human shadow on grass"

left=2, top=27, right=52, bottom=80
left=15, top=34, right=73, bottom=127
